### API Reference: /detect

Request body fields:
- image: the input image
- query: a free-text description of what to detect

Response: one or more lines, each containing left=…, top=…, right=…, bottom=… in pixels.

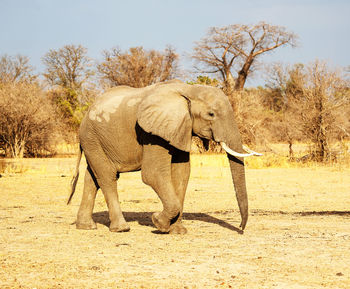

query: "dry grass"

left=1, top=155, right=350, bottom=288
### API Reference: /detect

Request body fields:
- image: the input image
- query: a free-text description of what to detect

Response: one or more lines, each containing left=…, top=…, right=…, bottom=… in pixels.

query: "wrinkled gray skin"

left=68, top=80, right=248, bottom=234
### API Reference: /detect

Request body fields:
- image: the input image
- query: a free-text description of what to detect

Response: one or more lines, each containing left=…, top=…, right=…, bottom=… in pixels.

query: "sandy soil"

left=1, top=156, right=350, bottom=288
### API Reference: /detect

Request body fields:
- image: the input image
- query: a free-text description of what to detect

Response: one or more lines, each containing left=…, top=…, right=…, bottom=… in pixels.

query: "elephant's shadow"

left=92, top=211, right=243, bottom=234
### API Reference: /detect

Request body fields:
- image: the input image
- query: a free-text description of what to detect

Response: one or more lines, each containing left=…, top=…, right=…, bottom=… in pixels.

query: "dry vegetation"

left=1, top=155, right=350, bottom=288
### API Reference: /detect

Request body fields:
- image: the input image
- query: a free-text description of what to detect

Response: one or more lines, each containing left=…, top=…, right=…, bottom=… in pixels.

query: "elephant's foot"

left=169, top=222, right=187, bottom=234
left=152, top=212, right=171, bottom=233
left=76, top=219, right=97, bottom=230
left=109, top=221, right=130, bottom=233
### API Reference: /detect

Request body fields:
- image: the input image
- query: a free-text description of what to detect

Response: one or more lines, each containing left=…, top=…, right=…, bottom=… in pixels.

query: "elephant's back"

left=79, top=87, right=143, bottom=171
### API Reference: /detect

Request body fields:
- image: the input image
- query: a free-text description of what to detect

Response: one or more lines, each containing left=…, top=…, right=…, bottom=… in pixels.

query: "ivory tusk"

left=242, top=145, right=263, bottom=156
left=220, top=142, right=262, bottom=157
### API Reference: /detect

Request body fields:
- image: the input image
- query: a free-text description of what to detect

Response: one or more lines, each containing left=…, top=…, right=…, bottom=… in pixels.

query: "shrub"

left=0, top=82, right=59, bottom=157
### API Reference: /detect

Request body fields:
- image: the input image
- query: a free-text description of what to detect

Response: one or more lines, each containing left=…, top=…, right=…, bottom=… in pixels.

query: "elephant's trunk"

left=213, top=113, right=249, bottom=230
left=219, top=142, right=261, bottom=230
left=228, top=152, right=248, bottom=230
left=218, top=131, right=248, bottom=230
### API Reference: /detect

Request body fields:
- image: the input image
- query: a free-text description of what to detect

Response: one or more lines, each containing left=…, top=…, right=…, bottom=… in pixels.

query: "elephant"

left=67, top=80, right=261, bottom=234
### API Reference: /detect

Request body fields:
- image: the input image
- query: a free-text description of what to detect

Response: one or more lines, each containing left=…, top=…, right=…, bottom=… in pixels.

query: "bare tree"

left=42, top=45, right=95, bottom=131
left=267, top=61, right=350, bottom=161
left=0, top=82, right=58, bottom=158
left=97, top=46, right=178, bottom=88
left=192, top=22, right=298, bottom=97
left=42, top=44, right=93, bottom=90
left=0, top=54, right=36, bottom=83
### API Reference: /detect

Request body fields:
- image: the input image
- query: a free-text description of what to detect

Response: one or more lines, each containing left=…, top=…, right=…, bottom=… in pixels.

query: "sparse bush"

left=266, top=61, right=350, bottom=162
left=0, top=82, right=59, bottom=158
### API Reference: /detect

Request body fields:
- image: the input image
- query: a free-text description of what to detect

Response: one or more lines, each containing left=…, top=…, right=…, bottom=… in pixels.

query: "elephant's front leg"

left=169, top=151, right=190, bottom=234
left=141, top=144, right=181, bottom=233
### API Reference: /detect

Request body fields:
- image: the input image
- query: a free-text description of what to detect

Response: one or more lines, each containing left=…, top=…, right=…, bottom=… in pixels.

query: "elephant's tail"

left=67, top=145, right=83, bottom=205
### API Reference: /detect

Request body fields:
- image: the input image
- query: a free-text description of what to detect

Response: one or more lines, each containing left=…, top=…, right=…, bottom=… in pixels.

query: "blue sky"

left=1, top=0, right=349, bottom=86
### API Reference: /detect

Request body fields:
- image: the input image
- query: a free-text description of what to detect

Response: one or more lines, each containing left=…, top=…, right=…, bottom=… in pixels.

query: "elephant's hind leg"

left=82, top=147, right=130, bottom=233
left=99, top=176, right=130, bottom=233
left=76, top=166, right=99, bottom=230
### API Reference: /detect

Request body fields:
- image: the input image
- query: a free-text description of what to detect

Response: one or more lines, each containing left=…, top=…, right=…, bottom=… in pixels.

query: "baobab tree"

left=192, top=22, right=298, bottom=96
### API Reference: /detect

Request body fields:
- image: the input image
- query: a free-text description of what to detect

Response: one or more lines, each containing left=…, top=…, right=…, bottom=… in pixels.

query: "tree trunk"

left=223, top=71, right=237, bottom=111
left=11, top=138, right=25, bottom=158
left=314, top=99, right=329, bottom=162
left=288, top=140, right=294, bottom=159
left=315, top=123, right=328, bottom=162
left=234, top=57, right=254, bottom=91
left=4, top=145, right=12, bottom=158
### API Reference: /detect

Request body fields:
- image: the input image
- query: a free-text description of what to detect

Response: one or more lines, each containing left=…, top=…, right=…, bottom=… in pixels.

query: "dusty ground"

left=1, top=156, right=350, bottom=288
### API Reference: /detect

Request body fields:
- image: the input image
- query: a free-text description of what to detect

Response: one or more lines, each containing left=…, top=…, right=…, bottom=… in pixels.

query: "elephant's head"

left=137, top=81, right=260, bottom=230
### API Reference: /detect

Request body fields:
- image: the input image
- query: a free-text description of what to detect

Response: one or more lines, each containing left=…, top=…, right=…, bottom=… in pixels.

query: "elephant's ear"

left=137, top=92, right=192, bottom=152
